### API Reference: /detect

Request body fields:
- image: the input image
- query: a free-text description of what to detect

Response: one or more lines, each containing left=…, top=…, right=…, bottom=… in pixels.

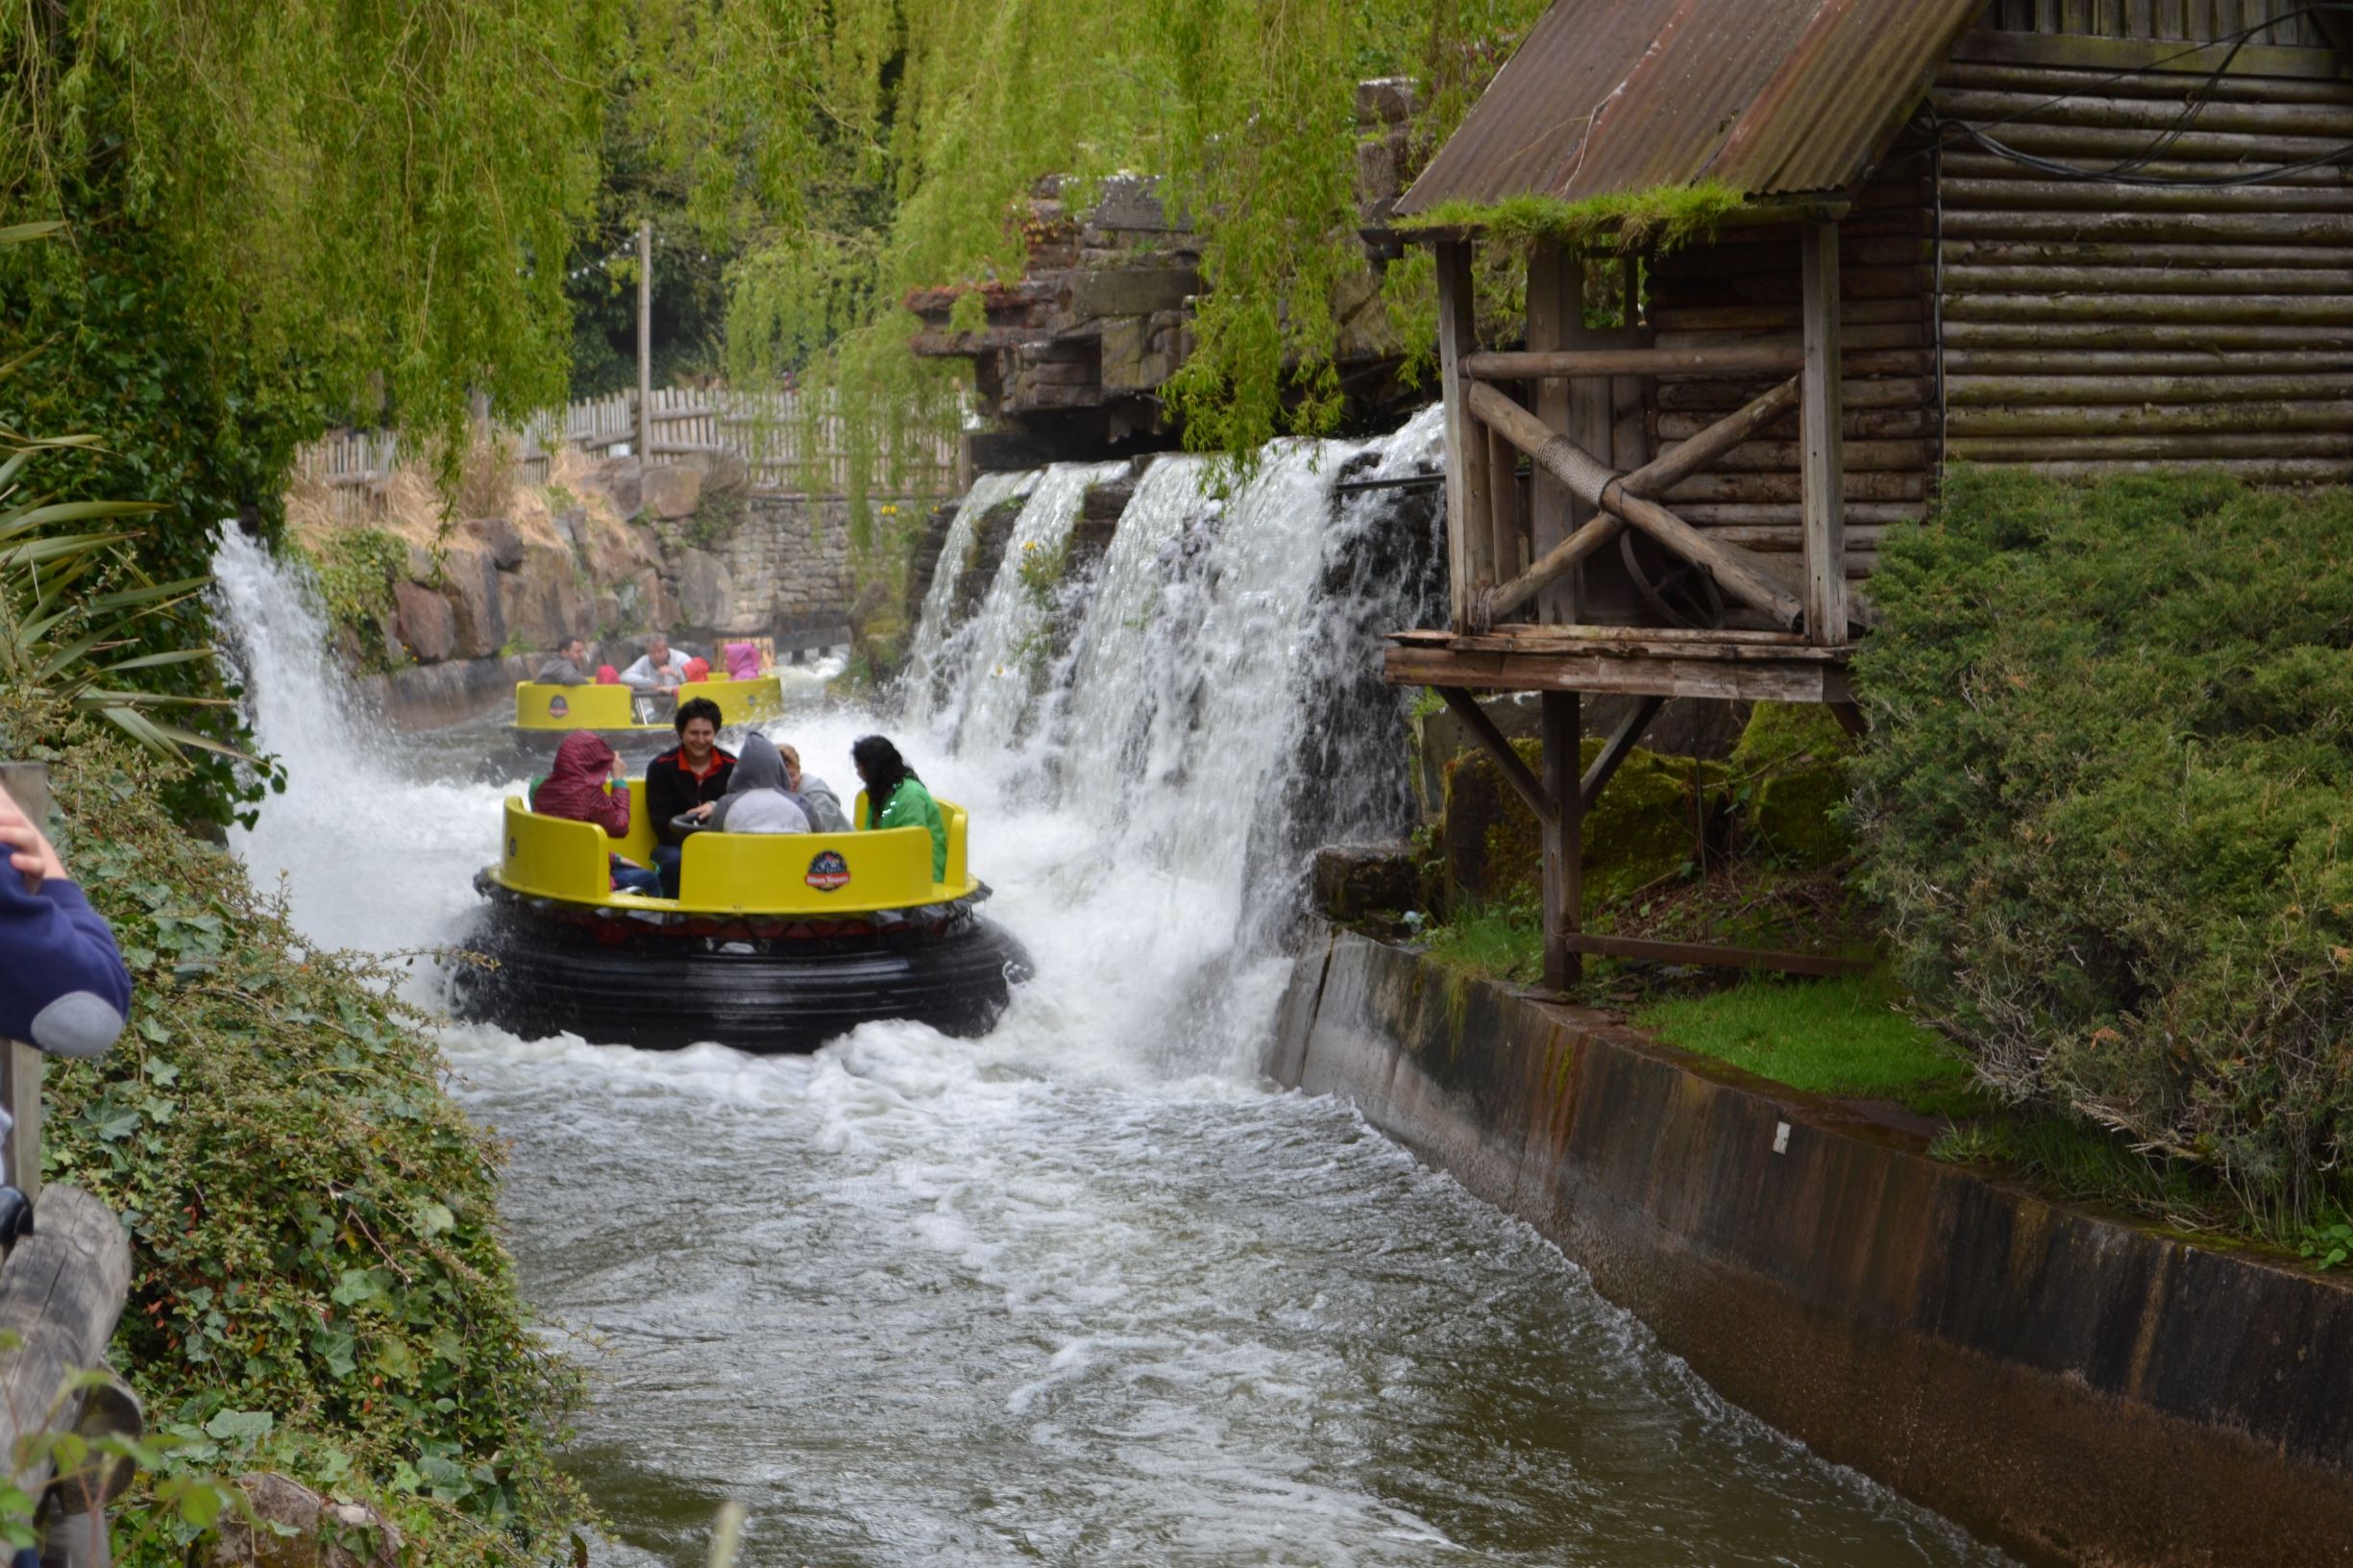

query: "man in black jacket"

left=645, top=697, right=736, bottom=897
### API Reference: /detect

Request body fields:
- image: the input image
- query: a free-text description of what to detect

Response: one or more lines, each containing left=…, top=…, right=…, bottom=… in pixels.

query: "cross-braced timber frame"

left=1390, top=221, right=1872, bottom=987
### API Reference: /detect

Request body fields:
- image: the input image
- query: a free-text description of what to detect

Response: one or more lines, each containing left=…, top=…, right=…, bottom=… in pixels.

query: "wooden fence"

left=294, top=388, right=963, bottom=524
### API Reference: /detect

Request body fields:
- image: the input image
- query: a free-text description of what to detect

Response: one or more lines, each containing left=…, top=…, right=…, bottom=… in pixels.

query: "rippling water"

left=213, top=450, right=2008, bottom=1567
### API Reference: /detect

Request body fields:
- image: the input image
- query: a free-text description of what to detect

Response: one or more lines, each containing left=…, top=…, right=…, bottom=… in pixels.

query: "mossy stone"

left=1439, top=738, right=1712, bottom=914
left=1731, top=702, right=1854, bottom=868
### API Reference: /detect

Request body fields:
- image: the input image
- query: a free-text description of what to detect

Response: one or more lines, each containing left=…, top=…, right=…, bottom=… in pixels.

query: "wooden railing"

left=1433, top=222, right=1866, bottom=647
left=0, top=762, right=138, bottom=1568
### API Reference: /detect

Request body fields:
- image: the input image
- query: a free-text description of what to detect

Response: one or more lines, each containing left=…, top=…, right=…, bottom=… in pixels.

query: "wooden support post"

left=1434, top=688, right=1554, bottom=828
left=1543, top=691, right=1581, bottom=991
left=636, top=220, right=654, bottom=458
left=1486, top=423, right=1522, bottom=578
left=1435, top=241, right=1493, bottom=627
left=1525, top=243, right=1577, bottom=623
left=1800, top=221, right=1848, bottom=644
left=0, top=1187, right=132, bottom=1503
left=1829, top=700, right=1868, bottom=738
left=0, top=763, right=46, bottom=1203
left=1582, top=696, right=1667, bottom=812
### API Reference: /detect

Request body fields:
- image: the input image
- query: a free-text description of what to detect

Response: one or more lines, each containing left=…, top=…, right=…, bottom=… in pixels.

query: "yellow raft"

left=510, top=674, right=786, bottom=735
left=449, top=779, right=1032, bottom=1052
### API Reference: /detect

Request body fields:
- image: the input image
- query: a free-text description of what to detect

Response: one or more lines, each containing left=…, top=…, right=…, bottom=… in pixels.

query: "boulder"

left=1730, top=701, right=1856, bottom=868
left=674, top=547, right=732, bottom=631
left=1311, top=843, right=1422, bottom=925
left=499, top=543, right=591, bottom=652
left=551, top=506, right=589, bottom=556
left=698, top=448, right=749, bottom=499
left=464, top=516, right=527, bottom=571
left=392, top=579, right=455, bottom=664
left=585, top=454, right=643, bottom=520
left=1355, top=76, right=1419, bottom=125
left=210, top=1473, right=401, bottom=1568
left=641, top=463, right=702, bottom=521
left=438, top=538, right=505, bottom=659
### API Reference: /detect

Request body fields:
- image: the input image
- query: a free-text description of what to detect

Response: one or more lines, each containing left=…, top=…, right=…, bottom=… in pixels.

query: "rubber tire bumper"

left=447, top=906, right=1033, bottom=1052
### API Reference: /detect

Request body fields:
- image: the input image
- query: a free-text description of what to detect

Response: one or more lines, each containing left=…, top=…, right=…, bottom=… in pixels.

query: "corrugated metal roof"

left=1397, top=0, right=1986, bottom=219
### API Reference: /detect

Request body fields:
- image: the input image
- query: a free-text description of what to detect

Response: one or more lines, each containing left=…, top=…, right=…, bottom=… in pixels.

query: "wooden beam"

left=1525, top=242, right=1577, bottom=624
left=1434, top=687, right=1556, bottom=829
left=1386, top=645, right=1852, bottom=704
left=1435, top=241, right=1491, bottom=625
left=1464, top=346, right=1805, bottom=380
left=1565, top=932, right=1874, bottom=979
left=1543, top=691, right=1581, bottom=990
left=1486, top=423, right=1523, bottom=579
left=0, top=1187, right=132, bottom=1503
left=1464, top=381, right=1805, bottom=630
left=1800, top=221, right=1848, bottom=645
left=1582, top=696, right=1667, bottom=812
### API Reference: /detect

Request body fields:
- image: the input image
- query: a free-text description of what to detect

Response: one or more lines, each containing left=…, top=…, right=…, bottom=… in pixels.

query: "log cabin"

left=1386, top=0, right=2353, bottom=985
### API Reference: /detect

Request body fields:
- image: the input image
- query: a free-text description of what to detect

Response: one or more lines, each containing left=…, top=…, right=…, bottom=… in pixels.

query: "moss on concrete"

left=1730, top=702, right=1854, bottom=869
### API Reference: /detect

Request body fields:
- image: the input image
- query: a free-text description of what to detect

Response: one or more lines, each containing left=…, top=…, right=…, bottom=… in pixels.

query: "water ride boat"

left=449, top=783, right=1032, bottom=1051
left=509, top=674, right=785, bottom=740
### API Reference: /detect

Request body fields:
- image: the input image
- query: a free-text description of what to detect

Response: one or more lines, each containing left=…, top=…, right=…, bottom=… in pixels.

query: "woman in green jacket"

left=852, top=734, right=947, bottom=880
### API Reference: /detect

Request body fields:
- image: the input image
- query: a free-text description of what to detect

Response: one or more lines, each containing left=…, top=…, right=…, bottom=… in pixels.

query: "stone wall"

left=1270, top=920, right=2353, bottom=1568
left=678, top=495, right=858, bottom=645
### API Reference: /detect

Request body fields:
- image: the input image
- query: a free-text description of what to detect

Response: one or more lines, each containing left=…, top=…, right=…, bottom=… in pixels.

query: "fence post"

left=0, top=762, right=48, bottom=1203
left=637, top=220, right=653, bottom=458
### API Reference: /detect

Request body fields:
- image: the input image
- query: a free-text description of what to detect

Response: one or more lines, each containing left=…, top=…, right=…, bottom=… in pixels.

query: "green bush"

left=11, top=698, right=585, bottom=1567
left=1852, top=466, right=2353, bottom=1229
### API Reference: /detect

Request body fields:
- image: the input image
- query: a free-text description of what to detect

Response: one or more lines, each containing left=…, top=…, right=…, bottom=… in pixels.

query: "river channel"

left=215, top=429, right=2008, bottom=1565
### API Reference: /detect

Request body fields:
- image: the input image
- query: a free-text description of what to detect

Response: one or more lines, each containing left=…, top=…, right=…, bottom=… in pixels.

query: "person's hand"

left=688, top=801, right=716, bottom=821
left=608, top=755, right=627, bottom=782
left=0, top=785, right=66, bottom=892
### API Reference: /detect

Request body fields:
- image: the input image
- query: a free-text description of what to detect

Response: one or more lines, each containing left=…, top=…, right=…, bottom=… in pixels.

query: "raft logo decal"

left=547, top=694, right=569, bottom=719
left=804, top=849, right=851, bottom=893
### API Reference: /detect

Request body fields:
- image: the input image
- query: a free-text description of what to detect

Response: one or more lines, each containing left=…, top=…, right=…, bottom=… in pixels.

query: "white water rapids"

left=213, top=416, right=2005, bottom=1567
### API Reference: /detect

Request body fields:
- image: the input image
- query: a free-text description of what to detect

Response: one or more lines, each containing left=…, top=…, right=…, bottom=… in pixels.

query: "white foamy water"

left=216, top=433, right=2005, bottom=1567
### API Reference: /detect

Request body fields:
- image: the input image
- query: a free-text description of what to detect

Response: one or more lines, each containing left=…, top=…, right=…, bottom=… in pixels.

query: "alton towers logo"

left=804, top=849, right=851, bottom=893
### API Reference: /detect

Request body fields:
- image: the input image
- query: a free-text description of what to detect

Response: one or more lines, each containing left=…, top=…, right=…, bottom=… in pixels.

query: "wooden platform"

left=1385, top=625, right=1852, bottom=702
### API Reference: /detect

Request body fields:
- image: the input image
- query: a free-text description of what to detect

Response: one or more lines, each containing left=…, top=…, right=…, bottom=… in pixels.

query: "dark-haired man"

left=645, top=698, right=736, bottom=898
left=535, top=635, right=593, bottom=687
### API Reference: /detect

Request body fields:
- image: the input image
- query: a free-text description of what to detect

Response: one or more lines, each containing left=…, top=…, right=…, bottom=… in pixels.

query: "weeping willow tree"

left=635, top=0, right=1549, bottom=494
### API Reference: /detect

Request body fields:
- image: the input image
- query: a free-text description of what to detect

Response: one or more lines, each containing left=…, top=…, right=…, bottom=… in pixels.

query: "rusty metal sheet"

left=1398, top=0, right=1987, bottom=219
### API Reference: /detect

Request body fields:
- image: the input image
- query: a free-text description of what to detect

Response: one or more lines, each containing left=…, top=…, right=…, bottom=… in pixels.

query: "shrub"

left=8, top=696, right=585, bottom=1567
left=1851, top=466, right=2353, bottom=1229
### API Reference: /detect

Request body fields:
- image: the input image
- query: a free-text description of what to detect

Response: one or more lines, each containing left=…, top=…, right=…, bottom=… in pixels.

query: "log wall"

left=1929, top=25, right=2353, bottom=482
left=1641, top=156, right=1940, bottom=589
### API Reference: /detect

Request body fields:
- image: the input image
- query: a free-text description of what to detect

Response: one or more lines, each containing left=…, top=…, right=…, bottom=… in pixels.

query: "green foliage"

left=1852, top=465, right=2353, bottom=1231
left=296, top=530, right=409, bottom=675
left=1400, top=182, right=1747, bottom=252
left=9, top=700, right=586, bottom=1568
left=1414, top=899, right=1542, bottom=985
left=1728, top=702, right=1855, bottom=869
left=1638, top=974, right=1973, bottom=1115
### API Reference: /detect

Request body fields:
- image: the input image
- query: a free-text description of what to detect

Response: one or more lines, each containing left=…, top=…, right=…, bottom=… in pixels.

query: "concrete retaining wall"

left=1267, top=919, right=2353, bottom=1567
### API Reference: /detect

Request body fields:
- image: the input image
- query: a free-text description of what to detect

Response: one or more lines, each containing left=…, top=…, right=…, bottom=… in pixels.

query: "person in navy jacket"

left=0, top=780, right=130, bottom=1060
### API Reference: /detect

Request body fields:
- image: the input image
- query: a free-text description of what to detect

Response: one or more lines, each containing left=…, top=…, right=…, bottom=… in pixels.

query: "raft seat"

left=500, top=791, right=975, bottom=916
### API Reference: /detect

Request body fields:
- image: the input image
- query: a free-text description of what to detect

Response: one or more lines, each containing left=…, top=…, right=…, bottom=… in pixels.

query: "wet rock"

left=392, top=579, right=454, bottom=664
left=642, top=463, right=702, bottom=521
left=674, top=547, right=732, bottom=631
left=464, top=516, right=526, bottom=571
left=209, top=1473, right=401, bottom=1568
left=1312, top=843, right=1421, bottom=925
left=437, top=538, right=505, bottom=659
left=1730, top=701, right=1854, bottom=868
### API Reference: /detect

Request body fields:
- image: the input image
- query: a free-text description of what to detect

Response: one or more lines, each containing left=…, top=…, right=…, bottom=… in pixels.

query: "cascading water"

left=213, top=425, right=2005, bottom=1567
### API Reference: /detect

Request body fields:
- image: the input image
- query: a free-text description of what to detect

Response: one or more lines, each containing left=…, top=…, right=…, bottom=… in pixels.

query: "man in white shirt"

left=620, top=632, right=692, bottom=693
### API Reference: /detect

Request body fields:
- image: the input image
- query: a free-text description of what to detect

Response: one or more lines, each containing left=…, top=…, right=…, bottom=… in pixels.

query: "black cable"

left=1902, top=4, right=2353, bottom=187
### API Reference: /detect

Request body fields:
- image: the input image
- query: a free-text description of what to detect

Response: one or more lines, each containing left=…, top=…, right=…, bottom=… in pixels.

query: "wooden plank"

left=1485, top=379, right=1800, bottom=625
left=1946, top=25, right=2352, bottom=80
left=1434, top=688, right=1555, bottom=829
left=1464, top=347, right=1804, bottom=379
left=0, top=762, right=47, bottom=1202
left=636, top=221, right=653, bottom=455
left=1465, top=381, right=1806, bottom=629
left=1526, top=241, right=1577, bottom=624
left=1435, top=241, right=1489, bottom=626
left=1565, top=932, right=1874, bottom=978
left=1800, top=223, right=1847, bottom=647
left=1385, top=646, right=1851, bottom=703
left=1543, top=691, right=1581, bottom=990
left=1486, top=424, right=1523, bottom=579
left=1389, top=625, right=1808, bottom=647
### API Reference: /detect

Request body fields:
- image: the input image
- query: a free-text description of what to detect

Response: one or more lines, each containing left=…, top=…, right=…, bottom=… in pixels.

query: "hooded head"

left=726, top=733, right=788, bottom=795
left=550, top=730, right=618, bottom=786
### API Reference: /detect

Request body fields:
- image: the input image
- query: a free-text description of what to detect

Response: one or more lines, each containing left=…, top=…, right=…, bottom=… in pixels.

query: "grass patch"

left=1638, top=973, right=1973, bottom=1115
left=1931, top=1115, right=2225, bottom=1233
left=1416, top=901, right=1542, bottom=984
